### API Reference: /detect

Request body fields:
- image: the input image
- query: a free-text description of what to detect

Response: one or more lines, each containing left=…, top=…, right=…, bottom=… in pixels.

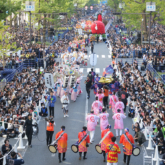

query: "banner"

left=44, top=73, right=54, bottom=88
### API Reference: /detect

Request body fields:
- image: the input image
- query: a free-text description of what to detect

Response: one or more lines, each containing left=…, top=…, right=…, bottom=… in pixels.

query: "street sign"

left=44, top=73, right=54, bottom=89
left=146, top=2, right=156, bottom=11
left=90, top=54, right=97, bottom=66
left=90, top=6, right=93, bottom=10
left=25, top=1, right=35, bottom=11
left=85, top=6, right=88, bottom=10
left=119, top=3, right=125, bottom=9
left=113, top=13, right=121, bottom=15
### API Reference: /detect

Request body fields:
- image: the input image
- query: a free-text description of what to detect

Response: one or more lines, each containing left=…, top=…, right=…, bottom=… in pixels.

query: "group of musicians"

left=46, top=116, right=134, bottom=165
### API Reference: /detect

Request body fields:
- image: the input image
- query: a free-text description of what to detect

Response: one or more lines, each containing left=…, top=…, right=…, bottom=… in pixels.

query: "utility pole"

left=29, top=11, right=32, bottom=46
left=149, top=11, right=151, bottom=47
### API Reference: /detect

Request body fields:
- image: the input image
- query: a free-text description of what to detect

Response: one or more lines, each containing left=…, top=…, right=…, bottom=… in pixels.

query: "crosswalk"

left=79, top=67, right=106, bottom=76
left=88, top=55, right=111, bottom=58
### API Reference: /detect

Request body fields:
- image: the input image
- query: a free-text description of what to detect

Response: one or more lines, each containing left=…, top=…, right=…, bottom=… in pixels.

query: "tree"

left=123, top=0, right=165, bottom=41
left=108, top=0, right=165, bottom=41
left=0, top=0, right=21, bottom=21
left=0, top=22, right=19, bottom=68
left=107, top=0, right=120, bottom=12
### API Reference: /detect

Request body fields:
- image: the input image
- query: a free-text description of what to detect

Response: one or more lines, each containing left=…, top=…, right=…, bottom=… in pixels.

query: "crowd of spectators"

left=113, top=59, right=165, bottom=162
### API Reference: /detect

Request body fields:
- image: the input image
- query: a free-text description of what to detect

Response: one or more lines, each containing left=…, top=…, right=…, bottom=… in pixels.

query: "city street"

left=21, top=42, right=146, bottom=165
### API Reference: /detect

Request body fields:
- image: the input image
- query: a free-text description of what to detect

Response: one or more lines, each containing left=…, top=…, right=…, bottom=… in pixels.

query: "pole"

left=29, top=11, right=32, bottom=46
left=149, top=11, right=151, bottom=47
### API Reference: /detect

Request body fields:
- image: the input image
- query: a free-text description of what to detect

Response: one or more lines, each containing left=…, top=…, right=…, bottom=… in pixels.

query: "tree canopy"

left=0, top=0, right=21, bottom=21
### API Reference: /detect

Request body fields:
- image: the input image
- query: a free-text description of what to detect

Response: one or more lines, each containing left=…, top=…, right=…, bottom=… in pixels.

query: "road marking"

left=108, top=55, right=111, bottom=58
left=102, top=55, right=105, bottom=58
left=84, top=93, right=88, bottom=126
left=103, top=68, right=105, bottom=71
left=51, top=154, right=56, bottom=157
left=63, top=162, right=71, bottom=164
left=79, top=68, right=83, bottom=73
left=87, top=68, right=91, bottom=73
left=95, top=68, right=100, bottom=73
left=97, top=55, right=99, bottom=58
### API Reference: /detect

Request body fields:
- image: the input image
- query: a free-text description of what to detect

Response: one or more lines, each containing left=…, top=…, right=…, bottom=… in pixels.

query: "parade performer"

left=71, top=84, right=78, bottom=102
left=96, top=89, right=104, bottom=103
left=86, top=110, right=99, bottom=143
left=56, top=126, right=68, bottom=163
left=76, top=76, right=83, bottom=96
left=60, top=85, right=67, bottom=98
left=57, top=82, right=61, bottom=97
left=92, top=96, right=103, bottom=115
left=78, top=126, right=90, bottom=160
left=101, top=125, right=114, bottom=162
left=105, top=136, right=121, bottom=165
left=91, top=83, right=98, bottom=95
left=112, top=109, right=126, bottom=137
left=61, top=92, right=70, bottom=117
left=94, top=74, right=100, bottom=83
left=99, top=108, right=109, bottom=132
left=91, top=68, right=96, bottom=83
left=114, top=99, right=125, bottom=114
left=114, top=78, right=120, bottom=92
left=109, top=92, right=118, bottom=113
left=119, top=128, right=134, bottom=165
left=53, top=85, right=57, bottom=97
left=46, top=117, right=55, bottom=145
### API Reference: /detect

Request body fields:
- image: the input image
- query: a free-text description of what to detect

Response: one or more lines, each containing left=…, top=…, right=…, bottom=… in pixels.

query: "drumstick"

left=99, top=131, right=111, bottom=144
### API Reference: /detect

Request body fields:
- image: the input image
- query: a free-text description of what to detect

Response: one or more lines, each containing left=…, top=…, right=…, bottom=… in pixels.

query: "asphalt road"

left=22, top=42, right=146, bottom=165
left=1, top=42, right=147, bottom=165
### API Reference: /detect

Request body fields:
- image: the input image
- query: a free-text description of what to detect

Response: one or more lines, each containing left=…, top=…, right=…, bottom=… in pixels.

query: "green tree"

left=0, top=22, right=19, bottom=68
left=0, top=0, right=21, bottom=21
left=108, top=0, right=165, bottom=41
left=107, top=0, right=120, bottom=12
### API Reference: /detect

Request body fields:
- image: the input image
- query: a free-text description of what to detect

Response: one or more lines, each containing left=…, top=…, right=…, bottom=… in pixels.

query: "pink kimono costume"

left=109, top=95, right=119, bottom=112
left=112, top=112, right=126, bottom=136
left=56, top=83, right=61, bottom=97
left=86, top=114, right=99, bottom=142
left=54, top=86, right=57, bottom=97
left=114, top=101, right=125, bottom=114
left=99, top=113, right=109, bottom=131
left=96, top=93, right=104, bottom=104
left=92, top=100, right=103, bottom=115
left=60, top=86, right=67, bottom=98
left=76, top=77, right=83, bottom=96
left=71, top=85, right=78, bottom=101
left=86, top=114, right=99, bottom=131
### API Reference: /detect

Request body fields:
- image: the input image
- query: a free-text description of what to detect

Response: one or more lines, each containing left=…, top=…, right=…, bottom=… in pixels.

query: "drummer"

left=101, top=125, right=114, bottom=162
left=119, top=128, right=134, bottom=165
left=105, top=136, right=121, bottom=165
left=55, top=126, right=68, bottom=163
left=78, top=126, right=90, bottom=160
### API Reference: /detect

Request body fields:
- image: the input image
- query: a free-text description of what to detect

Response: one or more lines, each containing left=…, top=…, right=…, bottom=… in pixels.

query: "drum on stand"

left=48, top=143, right=58, bottom=153
left=95, top=144, right=102, bottom=154
left=71, top=141, right=79, bottom=153
left=132, top=146, right=140, bottom=156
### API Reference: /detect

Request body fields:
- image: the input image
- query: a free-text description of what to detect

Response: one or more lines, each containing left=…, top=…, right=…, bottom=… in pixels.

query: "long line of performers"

left=48, top=91, right=139, bottom=165
left=48, top=47, right=137, bottom=165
